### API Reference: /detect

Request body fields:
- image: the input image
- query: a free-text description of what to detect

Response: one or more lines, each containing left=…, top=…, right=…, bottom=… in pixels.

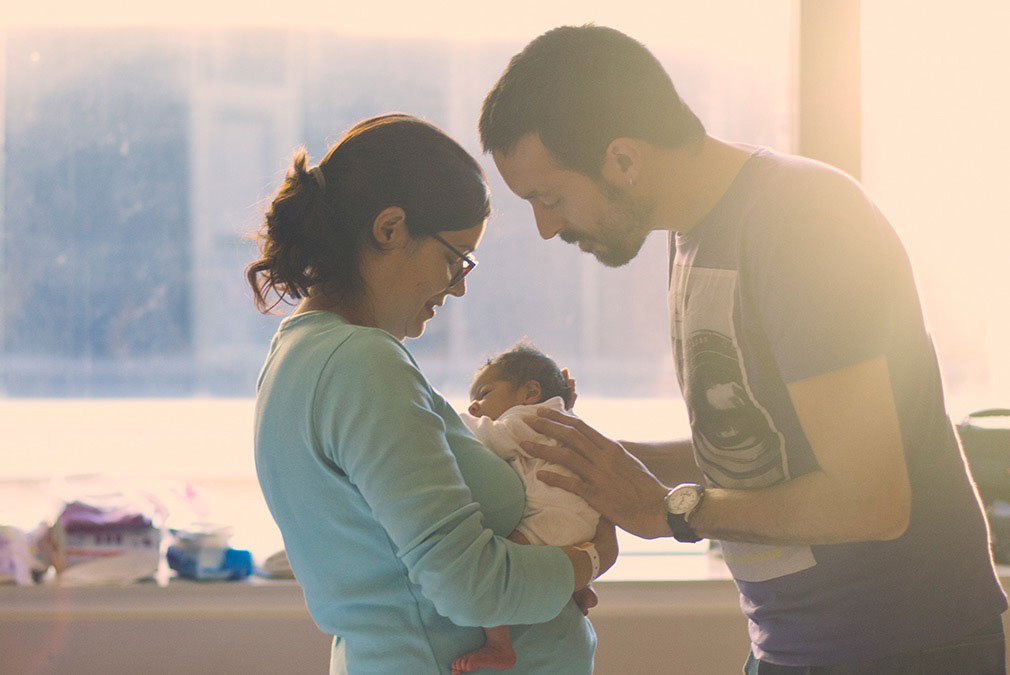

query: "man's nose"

left=532, top=204, right=565, bottom=240
left=468, top=401, right=480, bottom=416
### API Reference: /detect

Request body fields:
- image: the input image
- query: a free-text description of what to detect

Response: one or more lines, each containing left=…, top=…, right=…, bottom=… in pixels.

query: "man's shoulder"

left=741, top=146, right=865, bottom=201
left=728, top=147, right=882, bottom=246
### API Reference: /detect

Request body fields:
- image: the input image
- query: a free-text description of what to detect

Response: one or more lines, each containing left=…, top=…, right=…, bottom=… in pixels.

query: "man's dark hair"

left=474, top=340, right=570, bottom=404
left=479, top=24, right=705, bottom=176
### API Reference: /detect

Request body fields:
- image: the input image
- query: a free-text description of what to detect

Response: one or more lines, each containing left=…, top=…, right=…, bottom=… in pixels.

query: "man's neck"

left=647, top=136, right=753, bottom=236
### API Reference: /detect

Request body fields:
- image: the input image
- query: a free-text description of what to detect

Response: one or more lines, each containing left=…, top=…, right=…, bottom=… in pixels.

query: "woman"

left=247, top=114, right=617, bottom=674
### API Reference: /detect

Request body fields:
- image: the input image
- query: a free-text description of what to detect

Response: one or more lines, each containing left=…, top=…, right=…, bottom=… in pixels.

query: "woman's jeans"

left=743, top=615, right=1006, bottom=674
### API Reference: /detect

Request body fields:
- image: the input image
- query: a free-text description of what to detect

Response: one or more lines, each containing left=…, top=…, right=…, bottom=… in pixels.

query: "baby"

left=452, top=342, right=601, bottom=675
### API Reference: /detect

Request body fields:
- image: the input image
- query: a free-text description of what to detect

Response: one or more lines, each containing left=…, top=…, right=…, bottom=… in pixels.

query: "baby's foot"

left=451, top=642, right=517, bottom=674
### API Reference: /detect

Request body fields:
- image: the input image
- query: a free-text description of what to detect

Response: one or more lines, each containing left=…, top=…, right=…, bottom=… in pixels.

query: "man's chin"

left=578, top=239, right=637, bottom=267
left=567, top=229, right=645, bottom=268
left=593, top=248, right=635, bottom=268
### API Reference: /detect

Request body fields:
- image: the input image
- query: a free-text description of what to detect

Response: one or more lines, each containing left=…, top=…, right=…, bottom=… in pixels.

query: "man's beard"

left=559, top=180, right=653, bottom=268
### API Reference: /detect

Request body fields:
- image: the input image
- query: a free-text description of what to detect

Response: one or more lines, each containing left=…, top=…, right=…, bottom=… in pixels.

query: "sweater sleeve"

left=314, top=331, right=573, bottom=627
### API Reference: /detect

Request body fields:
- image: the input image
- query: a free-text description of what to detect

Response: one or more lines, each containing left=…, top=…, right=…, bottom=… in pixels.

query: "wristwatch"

left=664, top=483, right=705, bottom=543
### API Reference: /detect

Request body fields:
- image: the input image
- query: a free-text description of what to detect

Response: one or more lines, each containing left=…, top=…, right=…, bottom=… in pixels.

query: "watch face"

left=666, top=485, right=701, bottom=514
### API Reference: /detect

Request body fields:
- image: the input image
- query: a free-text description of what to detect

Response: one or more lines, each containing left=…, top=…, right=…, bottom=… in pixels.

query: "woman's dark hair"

left=479, top=24, right=705, bottom=176
left=475, top=340, right=570, bottom=405
left=247, top=114, right=491, bottom=312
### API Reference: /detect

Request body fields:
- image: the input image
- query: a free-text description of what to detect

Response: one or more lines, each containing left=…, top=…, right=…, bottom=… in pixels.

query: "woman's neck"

left=296, top=289, right=375, bottom=328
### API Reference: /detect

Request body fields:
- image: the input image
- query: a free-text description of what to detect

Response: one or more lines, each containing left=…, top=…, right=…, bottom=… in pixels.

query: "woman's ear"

left=519, top=380, right=543, bottom=404
left=371, top=206, right=408, bottom=249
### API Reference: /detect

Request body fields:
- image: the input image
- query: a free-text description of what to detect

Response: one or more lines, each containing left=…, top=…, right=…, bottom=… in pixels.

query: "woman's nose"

left=468, top=401, right=480, bottom=416
left=447, top=277, right=467, bottom=297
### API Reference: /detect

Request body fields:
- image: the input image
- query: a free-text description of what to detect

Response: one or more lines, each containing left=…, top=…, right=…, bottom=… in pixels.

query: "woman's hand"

left=560, top=368, right=577, bottom=410
left=560, top=518, right=618, bottom=591
left=592, top=517, right=618, bottom=578
left=573, top=584, right=598, bottom=616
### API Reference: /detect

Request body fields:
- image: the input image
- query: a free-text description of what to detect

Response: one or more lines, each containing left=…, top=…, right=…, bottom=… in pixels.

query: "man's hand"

left=522, top=407, right=672, bottom=539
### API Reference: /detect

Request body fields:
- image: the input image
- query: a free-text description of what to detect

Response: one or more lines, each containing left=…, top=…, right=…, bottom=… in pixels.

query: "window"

left=861, top=3, right=1010, bottom=416
left=1, top=4, right=795, bottom=572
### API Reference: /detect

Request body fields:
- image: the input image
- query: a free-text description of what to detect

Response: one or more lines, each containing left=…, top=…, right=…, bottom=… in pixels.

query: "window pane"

left=861, top=3, right=1010, bottom=414
left=1, top=8, right=794, bottom=480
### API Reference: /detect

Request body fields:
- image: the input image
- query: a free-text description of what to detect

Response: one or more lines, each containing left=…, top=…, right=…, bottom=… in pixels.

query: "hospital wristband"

left=573, top=542, right=600, bottom=580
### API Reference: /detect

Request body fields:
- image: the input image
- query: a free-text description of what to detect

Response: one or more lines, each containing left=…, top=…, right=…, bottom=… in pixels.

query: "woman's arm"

left=318, top=333, right=582, bottom=627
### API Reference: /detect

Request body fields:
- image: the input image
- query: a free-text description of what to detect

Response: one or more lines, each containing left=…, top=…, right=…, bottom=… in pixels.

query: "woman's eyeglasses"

left=432, top=234, right=477, bottom=289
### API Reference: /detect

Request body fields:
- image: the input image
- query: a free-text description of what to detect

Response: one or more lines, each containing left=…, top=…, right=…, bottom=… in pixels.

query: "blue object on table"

left=167, top=544, right=253, bottom=581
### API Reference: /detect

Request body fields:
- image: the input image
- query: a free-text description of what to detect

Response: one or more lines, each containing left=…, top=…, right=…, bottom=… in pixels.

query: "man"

left=479, top=24, right=1007, bottom=673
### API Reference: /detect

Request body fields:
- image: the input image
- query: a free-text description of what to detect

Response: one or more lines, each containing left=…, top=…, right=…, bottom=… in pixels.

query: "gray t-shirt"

left=670, top=146, right=1006, bottom=665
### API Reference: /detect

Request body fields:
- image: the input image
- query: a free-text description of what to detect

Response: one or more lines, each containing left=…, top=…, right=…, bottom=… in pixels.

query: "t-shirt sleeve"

left=742, top=173, right=894, bottom=383
left=314, top=331, right=572, bottom=627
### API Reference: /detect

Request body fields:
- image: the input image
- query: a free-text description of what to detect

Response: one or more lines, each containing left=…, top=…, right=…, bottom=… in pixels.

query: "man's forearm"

left=620, top=438, right=702, bottom=486
left=620, top=441, right=909, bottom=546
left=688, top=469, right=909, bottom=546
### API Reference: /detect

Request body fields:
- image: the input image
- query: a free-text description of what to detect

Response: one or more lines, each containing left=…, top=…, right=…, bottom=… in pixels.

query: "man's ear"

left=371, top=206, right=409, bottom=249
left=520, top=380, right=543, bottom=404
left=600, top=137, right=643, bottom=188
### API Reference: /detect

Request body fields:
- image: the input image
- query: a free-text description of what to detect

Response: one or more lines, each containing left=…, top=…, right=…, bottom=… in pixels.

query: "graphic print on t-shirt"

left=670, top=264, right=815, bottom=582
left=671, top=266, right=786, bottom=489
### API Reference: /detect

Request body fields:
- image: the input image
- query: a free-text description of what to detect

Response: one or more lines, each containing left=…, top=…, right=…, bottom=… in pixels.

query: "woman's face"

left=395, top=221, right=485, bottom=340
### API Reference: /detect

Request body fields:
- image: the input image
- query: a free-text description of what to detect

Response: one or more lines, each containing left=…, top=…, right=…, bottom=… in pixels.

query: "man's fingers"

left=536, top=406, right=615, bottom=450
left=522, top=442, right=593, bottom=478
left=523, top=415, right=599, bottom=459
left=536, top=469, right=591, bottom=499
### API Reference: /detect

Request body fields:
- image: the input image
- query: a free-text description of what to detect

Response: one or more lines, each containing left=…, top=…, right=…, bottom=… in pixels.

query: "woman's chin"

left=404, top=319, right=428, bottom=339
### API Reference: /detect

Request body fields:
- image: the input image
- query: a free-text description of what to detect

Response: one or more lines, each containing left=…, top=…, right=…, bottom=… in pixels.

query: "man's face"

left=493, top=134, right=653, bottom=268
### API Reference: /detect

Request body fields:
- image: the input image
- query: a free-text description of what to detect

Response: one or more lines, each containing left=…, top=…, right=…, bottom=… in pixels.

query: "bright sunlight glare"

left=862, top=1, right=1010, bottom=408
left=2, top=0, right=786, bottom=52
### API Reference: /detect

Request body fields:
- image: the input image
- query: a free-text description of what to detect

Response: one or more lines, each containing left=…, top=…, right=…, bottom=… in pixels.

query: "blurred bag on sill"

left=957, top=409, right=1010, bottom=507
left=957, top=409, right=1010, bottom=564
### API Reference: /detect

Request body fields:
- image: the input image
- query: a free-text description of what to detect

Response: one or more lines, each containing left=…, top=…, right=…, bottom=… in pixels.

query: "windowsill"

left=0, top=563, right=740, bottom=622
left=3, top=561, right=1007, bottom=675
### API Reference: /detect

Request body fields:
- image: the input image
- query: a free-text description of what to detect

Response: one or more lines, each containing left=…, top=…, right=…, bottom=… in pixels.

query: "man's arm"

left=689, top=355, right=910, bottom=545
left=619, top=439, right=702, bottom=487
left=522, top=356, right=911, bottom=544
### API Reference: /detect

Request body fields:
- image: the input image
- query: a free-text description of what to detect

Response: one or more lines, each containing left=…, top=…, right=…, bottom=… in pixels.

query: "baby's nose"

left=468, top=401, right=480, bottom=417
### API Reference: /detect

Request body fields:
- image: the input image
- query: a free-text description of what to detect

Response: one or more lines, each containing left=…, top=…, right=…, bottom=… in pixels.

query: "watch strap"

left=665, top=485, right=705, bottom=543
left=666, top=511, right=702, bottom=543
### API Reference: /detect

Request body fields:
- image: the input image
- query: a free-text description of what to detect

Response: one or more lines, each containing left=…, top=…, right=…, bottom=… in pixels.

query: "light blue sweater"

left=254, top=312, right=595, bottom=673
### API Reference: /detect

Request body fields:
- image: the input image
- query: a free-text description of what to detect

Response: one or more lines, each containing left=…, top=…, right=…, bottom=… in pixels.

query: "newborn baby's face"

left=468, top=368, right=524, bottom=420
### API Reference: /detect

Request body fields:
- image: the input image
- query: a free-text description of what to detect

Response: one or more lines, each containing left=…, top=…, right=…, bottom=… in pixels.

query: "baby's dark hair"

left=474, top=340, right=570, bottom=404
